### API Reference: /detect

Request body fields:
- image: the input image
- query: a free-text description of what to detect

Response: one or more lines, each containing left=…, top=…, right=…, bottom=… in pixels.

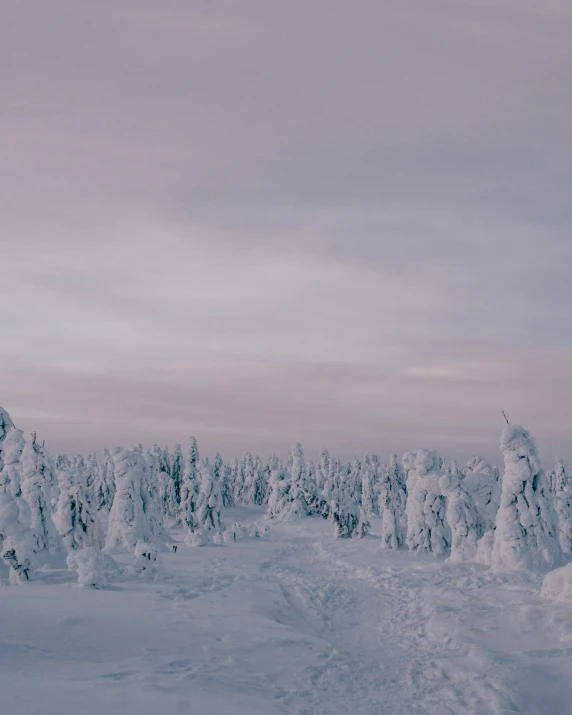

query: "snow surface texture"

left=3, top=508, right=572, bottom=715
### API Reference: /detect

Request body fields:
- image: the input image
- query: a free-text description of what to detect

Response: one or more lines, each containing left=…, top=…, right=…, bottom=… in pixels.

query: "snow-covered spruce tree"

left=439, top=469, right=481, bottom=563
left=105, top=448, right=163, bottom=552
left=0, top=406, right=15, bottom=472
left=329, top=461, right=360, bottom=538
left=220, top=458, right=235, bottom=509
left=357, top=456, right=376, bottom=538
left=0, top=427, right=26, bottom=497
left=179, top=437, right=200, bottom=532
left=463, top=456, right=501, bottom=534
left=169, top=444, right=184, bottom=510
left=379, top=454, right=407, bottom=550
left=150, top=445, right=176, bottom=518
left=92, top=448, right=115, bottom=514
left=0, top=492, right=34, bottom=582
left=231, top=458, right=245, bottom=506
left=20, top=434, right=63, bottom=557
left=186, top=459, right=225, bottom=546
left=280, top=443, right=311, bottom=519
left=85, top=453, right=99, bottom=492
left=405, top=450, right=450, bottom=556
left=491, top=424, right=560, bottom=572
left=552, top=459, right=572, bottom=553
left=240, top=453, right=267, bottom=506
left=54, top=455, right=100, bottom=551
left=265, top=456, right=290, bottom=520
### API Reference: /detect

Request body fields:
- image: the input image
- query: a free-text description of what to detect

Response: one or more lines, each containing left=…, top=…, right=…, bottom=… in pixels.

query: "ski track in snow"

left=2, top=508, right=572, bottom=714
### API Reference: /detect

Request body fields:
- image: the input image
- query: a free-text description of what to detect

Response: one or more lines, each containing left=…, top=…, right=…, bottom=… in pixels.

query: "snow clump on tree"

left=550, top=458, right=572, bottom=554
left=491, top=425, right=560, bottom=572
left=54, top=455, right=101, bottom=551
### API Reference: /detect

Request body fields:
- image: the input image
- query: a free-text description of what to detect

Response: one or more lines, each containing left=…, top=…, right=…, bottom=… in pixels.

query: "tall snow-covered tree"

left=440, top=470, right=481, bottom=563
left=0, top=406, right=15, bottom=472
left=329, top=460, right=360, bottom=538
left=552, top=458, right=572, bottom=553
left=239, top=453, right=267, bottom=506
left=92, top=448, right=115, bottom=513
left=357, top=456, right=376, bottom=538
left=265, top=456, right=290, bottom=520
left=54, top=455, right=101, bottom=551
left=169, top=444, right=184, bottom=508
left=105, top=448, right=163, bottom=552
left=0, top=427, right=26, bottom=497
left=179, top=437, right=200, bottom=531
left=187, top=459, right=225, bottom=545
left=379, top=454, right=407, bottom=550
left=280, top=443, right=310, bottom=519
left=491, top=425, right=560, bottom=572
left=463, top=456, right=501, bottom=533
left=20, top=434, right=63, bottom=556
left=405, top=450, right=450, bottom=556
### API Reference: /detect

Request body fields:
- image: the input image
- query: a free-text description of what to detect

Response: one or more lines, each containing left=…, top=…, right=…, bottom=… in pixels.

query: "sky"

left=1, top=0, right=572, bottom=463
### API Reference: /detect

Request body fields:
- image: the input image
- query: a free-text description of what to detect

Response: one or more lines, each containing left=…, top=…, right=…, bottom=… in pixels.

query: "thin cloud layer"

left=1, top=1, right=571, bottom=461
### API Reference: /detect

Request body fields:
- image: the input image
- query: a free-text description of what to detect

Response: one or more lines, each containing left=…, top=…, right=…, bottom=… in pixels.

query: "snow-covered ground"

left=2, top=507, right=572, bottom=715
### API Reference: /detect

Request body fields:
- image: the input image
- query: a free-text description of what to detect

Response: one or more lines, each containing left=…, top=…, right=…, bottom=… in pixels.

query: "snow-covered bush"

left=491, top=425, right=560, bottom=572
left=0, top=493, right=34, bottom=582
left=405, top=450, right=450, bottom=556
left=223, top=521, right=270, bottom=543
left=67, top=546, right=105, bottom=588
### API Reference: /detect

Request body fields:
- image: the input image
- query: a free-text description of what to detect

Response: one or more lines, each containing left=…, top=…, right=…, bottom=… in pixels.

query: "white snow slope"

left=1, top=507, right=572, bottom=715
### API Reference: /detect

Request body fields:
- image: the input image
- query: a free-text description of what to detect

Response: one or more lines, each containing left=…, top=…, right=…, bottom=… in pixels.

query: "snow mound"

left=67, top=546, right=106, bottom=589
left=541, top=562, right=572, bottom=603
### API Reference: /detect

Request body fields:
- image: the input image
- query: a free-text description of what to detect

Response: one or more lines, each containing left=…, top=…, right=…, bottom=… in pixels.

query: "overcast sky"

left=2, top=0, right=572, bottom=463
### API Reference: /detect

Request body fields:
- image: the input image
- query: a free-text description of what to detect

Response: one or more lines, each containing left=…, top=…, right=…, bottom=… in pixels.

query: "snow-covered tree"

left=0, top=427, right=26, bottom=497
left=463, top=456, right=501, bottom=533
left=54, top=455, right=100, bottom=551
left=186, top=459, right=225, bottom=545
left=239, top=453, right=267, bottom=506
left=231, top=458, right=245, bottom=506
left=0, top=492, right=34, bottom=582
left=179, top=437, right=200, bottom=531
left=265, top=456, right=290, bottom=520
left=405, top=450, right=450, bottom=556
left=149, top=445, right=172, bottom=517
left=20, top=434, right=63, bottom=556
left=169, top=444, right=184, bottom=508
left=0, top=406, right=15, bottom=472
left=357, top=457, right=376, bottom=538
left=328, top=461, right=359, bottom=538
left=552, top=458, right=572, bottom=553
left=491, top=425, right=560, bottom=572
left=280, top=443, right=310, bottom=520
left=439, top=470, right=480, bottom=563
left=105, top=448, right=163, bottom=552
left=379, top=454, right=407, bottom=550
left=92, top=448, right=115, bottom=513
